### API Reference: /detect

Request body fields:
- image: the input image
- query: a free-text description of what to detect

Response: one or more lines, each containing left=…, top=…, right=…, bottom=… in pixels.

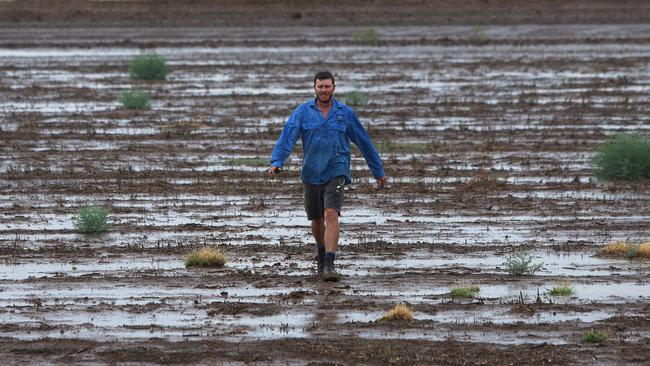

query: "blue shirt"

left=271, top=97, right=385, bottom=185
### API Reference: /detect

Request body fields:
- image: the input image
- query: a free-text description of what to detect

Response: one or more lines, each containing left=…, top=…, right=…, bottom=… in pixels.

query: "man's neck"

left=316, top=99, right=332, bottom=117
left=317, top=101, right=331, bottom=109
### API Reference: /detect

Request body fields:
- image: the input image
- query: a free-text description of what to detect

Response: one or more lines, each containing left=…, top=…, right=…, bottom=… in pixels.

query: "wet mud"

left=1, top=4, right=650, bottom=365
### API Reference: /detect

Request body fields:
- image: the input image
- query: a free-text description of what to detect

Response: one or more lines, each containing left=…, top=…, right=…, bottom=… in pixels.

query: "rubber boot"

left=322, top=255, right=340, bottom=282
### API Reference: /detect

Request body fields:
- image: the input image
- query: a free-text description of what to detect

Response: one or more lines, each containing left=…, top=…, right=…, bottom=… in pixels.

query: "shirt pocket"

left=329, top=116, right=347, bottom=132
left=302, top=121, right=320, bottom=130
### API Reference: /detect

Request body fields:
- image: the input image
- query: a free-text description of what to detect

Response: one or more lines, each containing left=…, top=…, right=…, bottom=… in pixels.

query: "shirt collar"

left=309, top=97, right=342, bottom=109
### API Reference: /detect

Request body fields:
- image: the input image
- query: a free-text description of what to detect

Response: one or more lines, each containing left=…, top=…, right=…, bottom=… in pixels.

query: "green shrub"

left=450, top=285, right=480, bottom=298
left=354, top=28, right=381, bottom=46
left=74, top=204, right=110, bottom=234
left=504, top=251, right=543, bottom=276
left=547, top=284, right=574, bottom=296
left=128, top=53, right=169, bottom=80
left=593, top=134, right=650, bottom=181
left=581, top=329, right=607, bottom=343
left=119, top=89, right=151, bottom=109
left=344, top=90, right=369, bottom=106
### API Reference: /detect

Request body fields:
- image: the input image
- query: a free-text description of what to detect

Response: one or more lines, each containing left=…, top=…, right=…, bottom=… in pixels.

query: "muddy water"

left=1, top=26, right=649, bottom=360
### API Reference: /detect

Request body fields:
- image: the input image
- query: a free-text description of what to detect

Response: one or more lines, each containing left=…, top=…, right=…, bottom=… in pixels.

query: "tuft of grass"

left=547, top=282, right=575, bottom=296
left=128, top=53, right=169, bottom=80
left=74, top=204, right=110, bottom=234
left=379, top=304, right=414, bottom=321
left=119, top=89, right=151, bottom=109
left=185, top=247, right=227, bottom=268
left=581, top=329, right=607, bottom=343
left=598, top=241, right=628, bottom=256
left=354, top=28, right=381, bottom=46
left=503, top=250, right=543, bottom=276
left=344, top=90, right=368, bottom=106
left=640, top=242, right=650, bottom=257
left=593, top=134, right=650, bottom=181
left=598, top=240, right=650, bottom=259
left=450, top=285, right=480, bottom=298
left=226, top=157, right=268, bottom=167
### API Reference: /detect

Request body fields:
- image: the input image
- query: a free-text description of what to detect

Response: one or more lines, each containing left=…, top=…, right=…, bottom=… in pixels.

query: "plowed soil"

left=1, top=1, right=649, bottom=365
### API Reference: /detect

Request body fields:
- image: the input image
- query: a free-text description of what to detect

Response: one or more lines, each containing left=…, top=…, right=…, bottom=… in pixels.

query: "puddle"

left=0, top=283, right=300, bottom=308
left=0, top=257, right=184, bottom=280
left=343, top=251, right=647, bottom=277
left=2, top=310, right=311, bottom=341
left=3, top=248, right=644, bottom=282
left=356, top=329, right=572, bottom=345
left=340, top=307, right=620, bottom=325
left=0, top=101, right=116, bottom=113
left=347, top=281, right=650, bottom=304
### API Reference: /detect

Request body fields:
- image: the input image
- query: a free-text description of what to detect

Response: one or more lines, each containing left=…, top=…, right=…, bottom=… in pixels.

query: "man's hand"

left=267, top=166, right=281, bottom=177
left=376, top=176, right=388, bottom=189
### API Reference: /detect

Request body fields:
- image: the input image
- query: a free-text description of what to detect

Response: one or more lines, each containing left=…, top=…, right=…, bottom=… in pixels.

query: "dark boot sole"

left=321, top=273, right=340, bottom=282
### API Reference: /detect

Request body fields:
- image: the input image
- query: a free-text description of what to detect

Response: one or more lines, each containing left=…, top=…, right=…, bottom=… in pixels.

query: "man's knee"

left=312, top=217, right=325, bottom=230
left=324, top=208, right=338, bottom=223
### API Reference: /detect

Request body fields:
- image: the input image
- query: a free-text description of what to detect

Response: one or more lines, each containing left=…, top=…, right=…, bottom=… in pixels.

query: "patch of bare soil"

left=1, top=0, right=650, bottom=28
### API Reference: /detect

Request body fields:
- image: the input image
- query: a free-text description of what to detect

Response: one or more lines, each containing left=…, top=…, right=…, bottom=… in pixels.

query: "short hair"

left=313, top=71, right=335, bottom=86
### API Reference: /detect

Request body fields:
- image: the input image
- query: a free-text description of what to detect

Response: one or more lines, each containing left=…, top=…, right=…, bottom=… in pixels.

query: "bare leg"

left=311, top=218, right=325, bottom=245
left=323, top=208, right=339, bottom=253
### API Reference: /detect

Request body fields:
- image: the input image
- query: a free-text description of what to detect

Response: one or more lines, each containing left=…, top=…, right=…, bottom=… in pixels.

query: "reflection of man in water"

left=267, top=71, right=387, bottom=281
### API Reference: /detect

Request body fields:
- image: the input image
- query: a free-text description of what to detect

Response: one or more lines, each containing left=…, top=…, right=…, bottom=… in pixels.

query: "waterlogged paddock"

left=1, top=24, right=650, bottom=365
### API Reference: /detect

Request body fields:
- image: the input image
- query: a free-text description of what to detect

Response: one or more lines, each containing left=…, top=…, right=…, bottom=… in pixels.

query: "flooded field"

left=1, top=24, right=650, bottom=364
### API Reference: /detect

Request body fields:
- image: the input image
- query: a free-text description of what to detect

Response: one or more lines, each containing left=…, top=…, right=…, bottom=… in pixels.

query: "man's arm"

left=347, top=111, right=387, bottom=187
left=268, top=108, right=301, bottom=176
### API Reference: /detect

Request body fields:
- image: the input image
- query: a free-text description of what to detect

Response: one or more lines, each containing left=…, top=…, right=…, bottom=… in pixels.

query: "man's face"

left=314, top=78, right=335, bottom=104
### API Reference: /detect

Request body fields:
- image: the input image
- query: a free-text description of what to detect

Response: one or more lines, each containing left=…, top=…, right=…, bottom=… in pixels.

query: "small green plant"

left=626, top=242, right=641, bottom=259
left=504, top=250, right=543, bottom=276
left=547, top=283, right=574, bottom=296
left=119, top=89, right=151, bottom=109
left=581, top=329, right=607, bottom=343
left=128, top=53, right=169, bottom=80
left=74, top=204, right=110, bottom=234
left=593, top=134, right=650, bottom=181
left=450, top=285, right=480, bottom=298
left=354, top=28, right=381, bottom=46
left=344, top=90, right=368, bottom=106
left=185, top=247, right=227, bottom=268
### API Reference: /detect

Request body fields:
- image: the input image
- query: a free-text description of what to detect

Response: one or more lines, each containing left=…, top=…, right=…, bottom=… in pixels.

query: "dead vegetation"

left=379, top=304, right=414, bottom=321
left=597, top=241, right=650, bottom=259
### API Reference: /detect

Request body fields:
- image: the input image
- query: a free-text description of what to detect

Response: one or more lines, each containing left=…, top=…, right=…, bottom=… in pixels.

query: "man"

left=268, top=71, right=387, bottom=281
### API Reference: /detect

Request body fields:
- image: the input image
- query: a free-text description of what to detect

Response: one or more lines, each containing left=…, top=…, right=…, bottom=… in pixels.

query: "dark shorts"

left=303, top=176, right=346, bottom=220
